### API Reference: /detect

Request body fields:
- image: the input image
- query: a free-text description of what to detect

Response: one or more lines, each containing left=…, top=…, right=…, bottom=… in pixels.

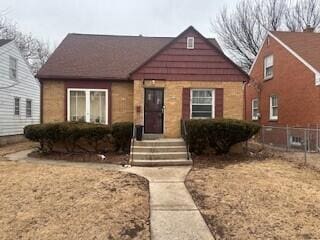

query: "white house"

left=0, top=39, right=40, bottom=144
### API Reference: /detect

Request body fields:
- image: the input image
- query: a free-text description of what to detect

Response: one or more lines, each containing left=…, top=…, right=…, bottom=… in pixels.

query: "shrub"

left=185, top=119, right=260, bottom=155
left=111, top=122, right=133, bottom=153
left=24, top=122, right=111, bottom=153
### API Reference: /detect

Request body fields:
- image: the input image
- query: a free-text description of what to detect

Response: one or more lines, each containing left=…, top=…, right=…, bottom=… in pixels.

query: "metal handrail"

left=129, top=125, right=136, bottom=165
left=181, top=119, right=190, bottom=160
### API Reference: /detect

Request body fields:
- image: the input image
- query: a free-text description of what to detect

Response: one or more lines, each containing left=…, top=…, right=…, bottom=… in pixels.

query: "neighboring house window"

left=67, top=89, right=108, bottom=124
left=252, top=98, right=259, bottom=120
left=191, top=89, right=214, bottom=119
left=9, top=57, right=17, bottom=80
left=187, top=37, right=194, bottom=49
left=26, top=99, right=32, bottom=117
left=269, top=95, right=278, bottom=120
left=14, top=97, right=20, bottom=115
left=264, top=55, right=273, bottom=79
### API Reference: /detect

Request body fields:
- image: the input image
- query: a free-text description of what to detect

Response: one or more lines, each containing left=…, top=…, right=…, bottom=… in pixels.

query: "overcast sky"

left=1, top=0, right=238, bottom=49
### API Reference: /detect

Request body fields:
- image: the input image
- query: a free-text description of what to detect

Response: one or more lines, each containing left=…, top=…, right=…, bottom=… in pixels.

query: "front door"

left=144, top=88, right=164, bottom=134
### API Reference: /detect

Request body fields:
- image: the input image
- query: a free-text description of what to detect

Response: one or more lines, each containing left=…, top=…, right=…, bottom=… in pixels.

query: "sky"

left=0, top=0, right=238, bottom=49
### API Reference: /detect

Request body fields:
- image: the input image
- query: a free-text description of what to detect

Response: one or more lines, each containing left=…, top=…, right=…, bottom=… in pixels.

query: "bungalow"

left=37, top=26, right=248, bottom=138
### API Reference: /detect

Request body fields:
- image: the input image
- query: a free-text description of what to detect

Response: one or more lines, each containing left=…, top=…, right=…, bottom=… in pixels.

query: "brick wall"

left=134, top=80, right=244, bottom=138
left=111, top=82, right=134, bottom=123
left=246, top=35, right=320, bottom=127
left=42, top=80, right=133, bottom=124
left=42, top=80, right=65, bottom=123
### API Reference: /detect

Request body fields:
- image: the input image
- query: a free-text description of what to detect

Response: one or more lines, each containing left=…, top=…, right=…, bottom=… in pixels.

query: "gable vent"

left=187, top=37, right=194, bottom=49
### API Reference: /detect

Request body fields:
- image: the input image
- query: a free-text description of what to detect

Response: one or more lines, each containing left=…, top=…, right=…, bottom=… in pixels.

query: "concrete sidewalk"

left=124, top=166, right=214, bottom=240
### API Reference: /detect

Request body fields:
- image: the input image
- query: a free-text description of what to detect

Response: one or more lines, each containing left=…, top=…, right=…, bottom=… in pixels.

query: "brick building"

left=37, top=26, right=248, bottom=138
left=246, top=30, right=320, bottom=128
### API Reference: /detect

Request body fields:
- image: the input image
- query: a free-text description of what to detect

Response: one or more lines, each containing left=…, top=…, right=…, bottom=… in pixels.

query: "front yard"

left=186, top=155, right=320, bottom=239
left=0, top=144, right=149, bottom=240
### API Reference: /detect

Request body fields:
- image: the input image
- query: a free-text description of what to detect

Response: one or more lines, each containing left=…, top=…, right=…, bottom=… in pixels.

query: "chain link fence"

left=256, top=125, right=320, bottom=165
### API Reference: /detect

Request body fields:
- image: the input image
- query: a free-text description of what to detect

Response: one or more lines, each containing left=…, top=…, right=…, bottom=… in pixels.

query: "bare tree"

left=213, top=0, right=320, bottom=71
left=0, top=14, right=50, bottom=75
left=286, top=0, right=320, bottom=31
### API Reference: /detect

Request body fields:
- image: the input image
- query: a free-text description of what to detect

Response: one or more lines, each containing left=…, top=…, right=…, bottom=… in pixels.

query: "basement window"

left=290, top=136, right=302, bottom=146
left=187, top=37, right=194, bottom=49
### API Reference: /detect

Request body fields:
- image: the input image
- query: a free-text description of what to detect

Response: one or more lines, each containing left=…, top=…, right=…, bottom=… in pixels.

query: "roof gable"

left=249, top=31, right=320, bottom=85
left=37, top=28, right=222, bottom=80
left=131, top=26, right=248, bottom=81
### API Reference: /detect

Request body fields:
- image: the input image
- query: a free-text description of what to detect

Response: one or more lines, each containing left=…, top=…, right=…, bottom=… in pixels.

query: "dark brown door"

left=144, top=88, right=164, bottom=134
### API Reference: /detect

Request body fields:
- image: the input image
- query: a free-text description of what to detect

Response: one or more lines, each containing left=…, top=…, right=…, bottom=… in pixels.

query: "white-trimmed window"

left=264, top=55, right=273, bottom=79
left=14, top=97, right=20, bottom=115
left=191, top=89, right=215, bottom=119
left=67, top=88, right=108, bottom=124
left=290, top=136, right=302, bottom=146
left=187, top=37, right=194, bottom=49
left=251, top=98, right=259, bottom=120
left=9, top=56, right=17, bottom=80
left=269, top=95, right=278, bottom=120
left=26, top=99, right=32, bottom=117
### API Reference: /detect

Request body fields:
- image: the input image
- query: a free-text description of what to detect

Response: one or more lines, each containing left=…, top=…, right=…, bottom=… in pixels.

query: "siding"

left=0, top=41, right=40, bottom=136
left=131, top=28, right=247, bottom=82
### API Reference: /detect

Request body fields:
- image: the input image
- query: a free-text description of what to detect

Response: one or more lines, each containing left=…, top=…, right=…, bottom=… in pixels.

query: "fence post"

left=262, top=126, right=265, bottom=148
left=317, top=124, right=319, bottom=152
left=286, top=124, right=289, bottom=151
left=304, top=129, right=307, bottom=164
left=307, top=124, right=310, bottom=152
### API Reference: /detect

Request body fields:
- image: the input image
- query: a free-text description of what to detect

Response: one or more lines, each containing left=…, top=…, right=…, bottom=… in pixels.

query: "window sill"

left=269, top=118, right=278, bottom=122
left=264, top=76, right=273, bottom=81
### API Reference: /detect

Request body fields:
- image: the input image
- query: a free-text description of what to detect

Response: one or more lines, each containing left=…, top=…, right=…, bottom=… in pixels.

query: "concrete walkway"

left=124, top=166, right=214, bottom=240
left=6, top=150, right=214, bottom=240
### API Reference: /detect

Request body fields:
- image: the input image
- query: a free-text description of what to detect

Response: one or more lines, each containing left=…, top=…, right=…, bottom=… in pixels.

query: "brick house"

left=246, top=30, right=320, bottom=128
left=37, top=26, right=248, bottom=138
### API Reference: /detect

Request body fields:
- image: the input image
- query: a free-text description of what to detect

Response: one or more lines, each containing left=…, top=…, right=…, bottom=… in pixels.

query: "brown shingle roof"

left=37, top=33, right=221, bottom=80
left=271, top=31, right=320, bottom=72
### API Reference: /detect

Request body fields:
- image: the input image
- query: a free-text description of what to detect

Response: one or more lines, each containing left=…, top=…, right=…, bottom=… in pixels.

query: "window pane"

left=70, top=91, right=86, bottom=121
left=14, top=98, right=19, bottom=115
left=272, top=107, right=278, bottom=117
left=90, top=91, right=106, bottom=124
left=26, top=100, right=32, bottom=117
left=192, top=111, right=212, bottom=118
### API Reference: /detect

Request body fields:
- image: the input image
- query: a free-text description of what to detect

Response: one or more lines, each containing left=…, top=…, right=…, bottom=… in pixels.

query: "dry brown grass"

left=186, top=155, right=320, bottom=240
left=0, top=160, right=149, bottom=240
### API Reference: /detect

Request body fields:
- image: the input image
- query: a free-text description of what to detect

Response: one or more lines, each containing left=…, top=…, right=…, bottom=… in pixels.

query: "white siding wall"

left=0, top=41, right=40, bottom=136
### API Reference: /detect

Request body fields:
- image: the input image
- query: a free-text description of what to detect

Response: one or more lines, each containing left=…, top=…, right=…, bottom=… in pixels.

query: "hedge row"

left=24, top=122, right=133, bottom=153
left=185, top=119, right=260, bottom=154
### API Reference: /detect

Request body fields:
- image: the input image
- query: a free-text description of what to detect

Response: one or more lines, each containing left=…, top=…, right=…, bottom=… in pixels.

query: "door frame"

left=144, top=88, right=164, bottom=134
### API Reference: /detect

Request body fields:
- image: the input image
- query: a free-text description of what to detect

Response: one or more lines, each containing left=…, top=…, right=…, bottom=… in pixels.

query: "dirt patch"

left=186, top=154, right=320, bottom=239
left=28, top=151, right=129, bottom=165
left=0, top=161, right=150, bottom=240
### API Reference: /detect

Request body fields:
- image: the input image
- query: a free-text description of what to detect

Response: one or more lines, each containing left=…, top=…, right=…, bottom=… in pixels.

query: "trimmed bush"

left=111, top=122, right=133, bottom=152
left=185, top=119, right=260, bottom=155
left=24, top=122, right=112, bottom=153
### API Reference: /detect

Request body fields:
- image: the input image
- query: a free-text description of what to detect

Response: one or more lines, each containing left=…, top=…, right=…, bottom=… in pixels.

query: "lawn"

left=0, top=143, right=150, bottom=240
left=186, top=155, right=320, bottom=240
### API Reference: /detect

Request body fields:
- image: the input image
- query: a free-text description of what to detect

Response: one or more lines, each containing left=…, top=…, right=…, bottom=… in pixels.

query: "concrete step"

left=134, top=139, right=185, bottom=147
left=131, top=159, right=192, bottom=167
left=133, top=152, right=188, bottom=160
left=132, top=146, right=187, bottom=153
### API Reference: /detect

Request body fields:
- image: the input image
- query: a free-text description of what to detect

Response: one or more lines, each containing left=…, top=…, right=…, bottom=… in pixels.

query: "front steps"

left=130, top=138, right=192, bottom=166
